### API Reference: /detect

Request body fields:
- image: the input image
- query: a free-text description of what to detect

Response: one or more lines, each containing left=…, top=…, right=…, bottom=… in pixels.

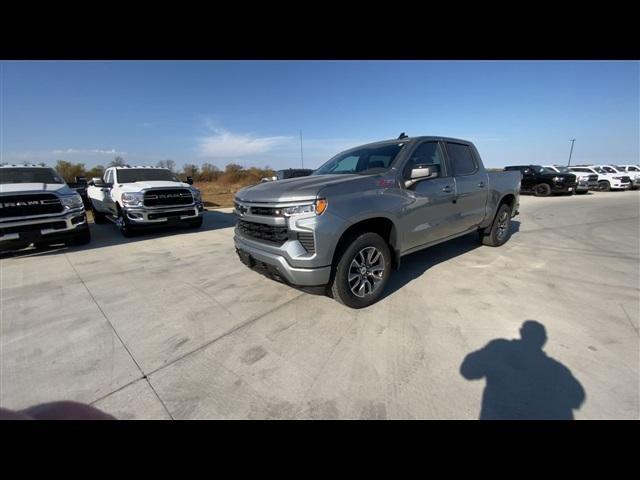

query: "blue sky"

left=1, top=60, right=638, bottom=170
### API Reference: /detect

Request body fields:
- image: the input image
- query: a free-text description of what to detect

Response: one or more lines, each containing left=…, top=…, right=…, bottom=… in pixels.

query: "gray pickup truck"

left=1, top=165, right=91, bottom=251
left=234, top=135, right=520, bottom=308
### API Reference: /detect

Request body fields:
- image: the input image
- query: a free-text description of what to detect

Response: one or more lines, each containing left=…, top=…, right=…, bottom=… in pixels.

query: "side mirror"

left=186, top=176, right=194, bottom=185
left=405, top=165, right=437, bottom=188
left=92, top=177, right=104, bottom=187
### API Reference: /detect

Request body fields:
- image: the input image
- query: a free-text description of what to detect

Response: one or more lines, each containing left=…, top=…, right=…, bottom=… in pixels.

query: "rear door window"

left=445, top=142, right=478, bottom=176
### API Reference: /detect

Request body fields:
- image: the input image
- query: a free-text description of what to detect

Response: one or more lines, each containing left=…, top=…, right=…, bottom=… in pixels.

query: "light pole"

left=567, top=138, right=576, bottom=166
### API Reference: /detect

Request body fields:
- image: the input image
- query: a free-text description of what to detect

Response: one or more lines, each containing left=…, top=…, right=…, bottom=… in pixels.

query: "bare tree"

left=157, top=159, right=176, bottom=172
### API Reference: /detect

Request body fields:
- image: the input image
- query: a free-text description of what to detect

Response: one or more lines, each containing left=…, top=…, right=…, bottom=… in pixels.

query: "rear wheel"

left=480, top=203, right=512, bottom=247
left=91, top=205, right=107, bottom=224
left=330, top=232, right=391, bottom=309
left=598, top=180, right=611, bottom=191
left=533, top=183, right=552, bottom=197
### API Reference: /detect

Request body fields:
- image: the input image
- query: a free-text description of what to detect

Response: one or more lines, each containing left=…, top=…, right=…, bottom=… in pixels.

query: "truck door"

left=400, top=141, right=458, bottom=251
left=444, top=141, right=488, bottom=234
left=93, top=169, right=115, bottom=213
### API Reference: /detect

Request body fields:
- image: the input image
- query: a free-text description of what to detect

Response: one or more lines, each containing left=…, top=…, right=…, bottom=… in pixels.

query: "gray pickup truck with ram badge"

left=234, top=135, right=520, bottom=308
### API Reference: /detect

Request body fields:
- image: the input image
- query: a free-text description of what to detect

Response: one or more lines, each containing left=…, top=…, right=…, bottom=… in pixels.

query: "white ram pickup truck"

left=1, top=165, right=90, bottom=251
left=87, top=166, right=204, bottom=237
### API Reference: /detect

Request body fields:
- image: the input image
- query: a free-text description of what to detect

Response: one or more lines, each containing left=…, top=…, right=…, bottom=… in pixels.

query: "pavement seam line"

left=619, top=304, right=639, bottom=336
left=145, top=291, right=305, bottom=378
left=63, top=252, right=174, bottom=420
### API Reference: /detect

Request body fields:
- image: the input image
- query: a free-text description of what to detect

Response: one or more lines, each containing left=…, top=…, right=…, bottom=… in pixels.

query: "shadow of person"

left=460, top=320, right=586, bottom=419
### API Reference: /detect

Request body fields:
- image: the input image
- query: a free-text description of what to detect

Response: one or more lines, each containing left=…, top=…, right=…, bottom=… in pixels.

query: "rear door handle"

left=478, top=182, right=486, bottom=188
left=442, top=185, right=453, bottom=193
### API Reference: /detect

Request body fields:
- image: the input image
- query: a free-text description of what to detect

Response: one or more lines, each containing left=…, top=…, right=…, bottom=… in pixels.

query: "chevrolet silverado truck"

left=87, top=166, right=204, bottom=237
left=0, top=165, right=90, bottom=251
left=234, top=135, right=520, bottom=308
left=504, top=165, right=577, bottom=196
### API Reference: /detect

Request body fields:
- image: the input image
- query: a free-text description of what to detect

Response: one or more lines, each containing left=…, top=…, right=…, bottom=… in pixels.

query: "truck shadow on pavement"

left=381, top=220, right=520, bottom=300
left=0, top=210, right=237, bottom=259
left=460, top=320, right=586, bottom=419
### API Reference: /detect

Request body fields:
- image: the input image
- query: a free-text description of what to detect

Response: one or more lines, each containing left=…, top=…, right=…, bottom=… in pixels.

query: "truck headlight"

left=121, top=192, right=145, bottom=206
left=553, top=176, right=565, bottom=182
left=191, top=189, right=202, bottom=202
left=61, top=193, right=84, bottom=209
left=282, top=198, right=327, bottom=216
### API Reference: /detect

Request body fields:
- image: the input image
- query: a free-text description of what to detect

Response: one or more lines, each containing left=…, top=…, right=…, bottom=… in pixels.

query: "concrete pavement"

left=1, top=192, right=638, bottom=419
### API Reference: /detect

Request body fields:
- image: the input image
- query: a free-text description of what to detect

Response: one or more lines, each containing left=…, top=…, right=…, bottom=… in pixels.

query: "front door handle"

left=442, top=185, right=453, bottom=193
left=478, top=182, right=486, bottom=188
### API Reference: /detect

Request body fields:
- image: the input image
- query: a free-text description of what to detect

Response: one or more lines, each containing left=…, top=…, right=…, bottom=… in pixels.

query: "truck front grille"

left=250, top=206, right=280, bottom=216
left=0, top=194, right=63, bottom=218
left=297, top=232, right=315, bottom=254
left=236, top=219, right=288, bottom=245
left=588, top=174, right=598, bottom=182
left=144, top=189, right=193, bottom=207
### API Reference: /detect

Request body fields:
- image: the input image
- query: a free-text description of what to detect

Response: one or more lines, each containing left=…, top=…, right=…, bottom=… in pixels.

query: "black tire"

left=188, top=217, right=203, bottom=228
left=116, top=209, right=136, bottom=238
left=598, top=180, right=611, bottom=192
left=330, top=232, right=391, bottom=309
left=480, top=203, right=512, bottom=247
left=92, top=206, right=107, bottom=224
left=68, top=227, right=91, bottom=246
left=533, top=183, right=552, bottom=197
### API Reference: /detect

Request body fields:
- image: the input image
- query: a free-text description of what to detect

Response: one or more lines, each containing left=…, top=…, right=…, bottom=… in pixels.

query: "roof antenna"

left=398, top=132, right=408, bottom=139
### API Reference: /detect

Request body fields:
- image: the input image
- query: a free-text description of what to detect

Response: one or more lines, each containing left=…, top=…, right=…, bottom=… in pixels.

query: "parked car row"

left=503, top=164, right=639, bottom=196
left=0, top=164, right=204, bottom=250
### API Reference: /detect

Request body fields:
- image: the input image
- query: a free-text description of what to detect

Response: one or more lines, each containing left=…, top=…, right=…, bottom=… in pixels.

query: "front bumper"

left=0, top=209, right=88, bottom=248
left=122, top=202, right=204, bottom=224
left=610, top=181, right=630, bottom=190
left=235, top=235, right=331, bottom=286
left=551, top=183, right=576, bottom=193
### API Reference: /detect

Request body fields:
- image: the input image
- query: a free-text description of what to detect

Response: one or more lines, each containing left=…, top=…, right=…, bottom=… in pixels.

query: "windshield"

left=312, top=143, right=405, bottom=176
left=593, top=167, right=606, bottom=173
left=602, top=166, right=617, bottom=173
left=547, top=166, right=570, bottom=173
left=0, top=167, right=65, bottom=185
left=530, top=165, right=547, bottom=174
left=116, top=169, right=180, bottom=183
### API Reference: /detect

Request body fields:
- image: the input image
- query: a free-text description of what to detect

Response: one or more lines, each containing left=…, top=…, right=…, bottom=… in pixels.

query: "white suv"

left=568, top=166, right=630, bottom=191
left=614, top=165, right=640, bottom=189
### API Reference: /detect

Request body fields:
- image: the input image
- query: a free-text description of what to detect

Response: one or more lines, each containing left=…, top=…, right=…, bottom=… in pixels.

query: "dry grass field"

left=195, top=181, right=252, bottom=208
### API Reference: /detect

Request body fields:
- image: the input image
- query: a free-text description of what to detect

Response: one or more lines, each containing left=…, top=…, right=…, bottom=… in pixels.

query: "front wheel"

left=533, top=183, right=552, bottom=197
left=330, top=232, right=391, bottom=309
left=68, top=227, right=91, bottom=246
left=116, top=210, right=136, bottom=237
left=187, top=217, right=203, bottom=228
left=598, top=181, right=611, bottom=192
left=480, top=203, right=512, bottom=247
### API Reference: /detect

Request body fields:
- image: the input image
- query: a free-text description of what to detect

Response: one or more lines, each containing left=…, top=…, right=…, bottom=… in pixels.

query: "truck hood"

left=235, top=174, right=362, bottom=203
left=118, top=180, right=193, bottom=192
left=0, top=182, right=75, bottom=195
